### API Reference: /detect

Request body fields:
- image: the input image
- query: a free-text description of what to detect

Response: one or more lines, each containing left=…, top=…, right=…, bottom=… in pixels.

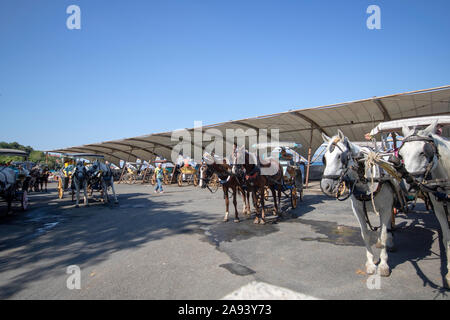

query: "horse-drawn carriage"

left=252, top=142, right=304, bottom=210
left=177, top=164, right=199, bottom=187
left=56, top=153, right=102, bottom=201
left=0, top=149, right=30, bottom=213
left=120, top=162, right=143, bottom=184
left=366, top=116, right=450, bottom=226
left=56, top=155, right=75, bottom=199
left=56, top=153, right=118, bottom=206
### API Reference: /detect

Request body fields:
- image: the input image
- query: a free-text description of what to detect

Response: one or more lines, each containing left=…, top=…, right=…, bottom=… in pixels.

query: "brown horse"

left=39, top=166, right=50, bottom=192
left=232, top=147, right=283, bottom=224
left=199, top=153, right=250, bottom=223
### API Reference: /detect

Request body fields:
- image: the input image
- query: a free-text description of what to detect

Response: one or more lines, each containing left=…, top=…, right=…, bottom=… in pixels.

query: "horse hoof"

left=234, top=219, right=240, bottom=223
left=253, top=218, right=259, bottom=224
left=223, top=218, right=228, bottom=222
left=259, top=219, right=266, bottom=225
left=378, top=264, right=391, bottom=277
left=366, top=264, right=376, bottom=275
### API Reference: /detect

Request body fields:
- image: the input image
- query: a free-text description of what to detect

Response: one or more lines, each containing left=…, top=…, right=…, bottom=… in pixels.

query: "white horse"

left=92, top=160, right=118, bottom=204
left=0, top=167, right=17, bottom=214
left=72, top=161, right=89, bottom=208
left=320, top=130, right=397, bottom=277
left=399, top=121, right=450, bottom=287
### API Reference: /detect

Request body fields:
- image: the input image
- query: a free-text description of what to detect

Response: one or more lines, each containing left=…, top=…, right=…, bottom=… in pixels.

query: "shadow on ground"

left=0, top=188, right=216, bottom=299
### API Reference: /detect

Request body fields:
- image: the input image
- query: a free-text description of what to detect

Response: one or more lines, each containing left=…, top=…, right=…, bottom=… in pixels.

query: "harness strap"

left=363, top=201, right=380, bottom=232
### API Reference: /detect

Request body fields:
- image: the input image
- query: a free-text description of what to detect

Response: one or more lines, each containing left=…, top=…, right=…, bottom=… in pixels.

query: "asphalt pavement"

left=0, top=181, right=448, bottom=299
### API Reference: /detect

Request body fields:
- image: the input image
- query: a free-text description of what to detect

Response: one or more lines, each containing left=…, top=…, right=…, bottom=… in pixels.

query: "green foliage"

left=0, top=141, right=59, bottom=169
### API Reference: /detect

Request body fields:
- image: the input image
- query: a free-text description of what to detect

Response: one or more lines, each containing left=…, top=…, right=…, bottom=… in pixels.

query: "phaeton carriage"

left=253, top=142, right=304, bottom=210
left=56, top=153, right=106, bottom=201
left=121, top=162, right=145, bottom=184
left=176, top=158, right=200, bottom=187
left=0, top=149, right=30, bottom=212
left=367, top=116, right=450, bottom=226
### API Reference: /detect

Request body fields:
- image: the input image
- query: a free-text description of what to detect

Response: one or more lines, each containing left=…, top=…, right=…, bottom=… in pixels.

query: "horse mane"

left=431, top=133, right=450, bottom=175
left=328, top=135, right=362, bottom=155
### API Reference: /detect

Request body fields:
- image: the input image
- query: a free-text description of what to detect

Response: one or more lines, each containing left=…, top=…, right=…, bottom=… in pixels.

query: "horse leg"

left=110, top=178, right=118, bottom=203
left=271, top=186, right=279, bottom=217
left=378, top=208, right=394, bottom=277
left=102, top=181, right=109, bottom=203
left=351, top=198, right=377, bottom=274
left=246, top=189, right=251, bottom=214
left=75, top=181, right=80, bottom=208
left=252, top=189, right=260, bottom=224
left=83, top=181, right=89, bottom=206
left=430, top=196, right=450, bottom=287
left=223, top=187, right=229, bottom=222
left=232, top=186, right=239, bottom=223
left=259, top=186, right=266, bottom=224
left=240, top=188, right=247, bottom=215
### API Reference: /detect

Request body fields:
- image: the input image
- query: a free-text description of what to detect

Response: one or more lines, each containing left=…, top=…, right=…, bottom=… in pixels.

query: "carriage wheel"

left=21, top=191, right=29, bottom=211
left=163, top=175, right=169, bottom=185
left=193, top=174, right=199, bottom=187
left=151, top=175, right=156, bottom=185
left=291, top=187, right=298, bottom=209
left=58, top=178, right=64, bottom=199
left=177, top=174, right=183, bottom=187
left=299, top=187, right=304, bottom=202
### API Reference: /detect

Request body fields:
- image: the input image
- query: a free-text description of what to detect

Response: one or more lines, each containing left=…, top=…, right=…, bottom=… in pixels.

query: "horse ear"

left=402, top=125, right=412, bottom=137
left=321, top=133, right=331, bottom=143
left=337, top=129, right=345, bottom=140
left=422, top=120, right=438, bottom=135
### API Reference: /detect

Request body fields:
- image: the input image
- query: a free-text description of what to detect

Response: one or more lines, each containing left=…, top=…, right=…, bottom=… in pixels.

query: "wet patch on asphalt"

left=219, top=263, right=256, bottom=276
left=296, top=218, right=376, bottom=247
left=203, top=217, right=279, bottom=247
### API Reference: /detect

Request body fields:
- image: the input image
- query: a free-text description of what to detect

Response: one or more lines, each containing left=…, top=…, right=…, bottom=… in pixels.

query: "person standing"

left=154, top=163, right=164, bottom=193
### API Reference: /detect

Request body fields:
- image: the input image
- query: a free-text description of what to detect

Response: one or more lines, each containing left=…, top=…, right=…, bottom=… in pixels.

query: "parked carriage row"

left=1, top=116, right=448, bottom=286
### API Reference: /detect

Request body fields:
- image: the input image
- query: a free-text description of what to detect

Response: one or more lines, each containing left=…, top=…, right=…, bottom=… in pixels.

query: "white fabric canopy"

left=50, top=85, right=450, bottom=166
left=369, top=115, right=450, bottom=136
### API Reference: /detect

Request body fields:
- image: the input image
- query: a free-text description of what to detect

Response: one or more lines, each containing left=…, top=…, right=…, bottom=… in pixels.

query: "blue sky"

left=0, top=0, right=449, bottom=151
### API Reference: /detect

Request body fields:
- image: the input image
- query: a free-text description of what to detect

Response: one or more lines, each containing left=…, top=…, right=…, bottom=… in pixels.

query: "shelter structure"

left=50, top=85, right=450, bottom=187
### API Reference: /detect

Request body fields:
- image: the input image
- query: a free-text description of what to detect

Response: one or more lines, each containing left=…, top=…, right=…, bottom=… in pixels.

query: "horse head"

left=398, top=120, right=441, bottom=183
left=320, top=130, right=358, bottom=197
left=199, top=153, right=217, bottom=188
left=74, top=161, right=87, bottom=181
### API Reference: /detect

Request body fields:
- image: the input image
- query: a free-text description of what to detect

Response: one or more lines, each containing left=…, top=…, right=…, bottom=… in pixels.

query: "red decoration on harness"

left=246, top=173, right=258, bottom=180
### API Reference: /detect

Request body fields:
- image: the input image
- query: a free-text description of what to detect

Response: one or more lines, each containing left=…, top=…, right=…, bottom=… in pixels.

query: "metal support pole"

left=305, top=128, right=314, bottom=188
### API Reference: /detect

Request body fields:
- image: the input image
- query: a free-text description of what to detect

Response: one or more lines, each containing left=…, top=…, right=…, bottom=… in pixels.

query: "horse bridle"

left=397, top=135, right=438, bottom=179
left=322, top=139, right=352, bottom=180
left=321, top=139, right=362, bottom=201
